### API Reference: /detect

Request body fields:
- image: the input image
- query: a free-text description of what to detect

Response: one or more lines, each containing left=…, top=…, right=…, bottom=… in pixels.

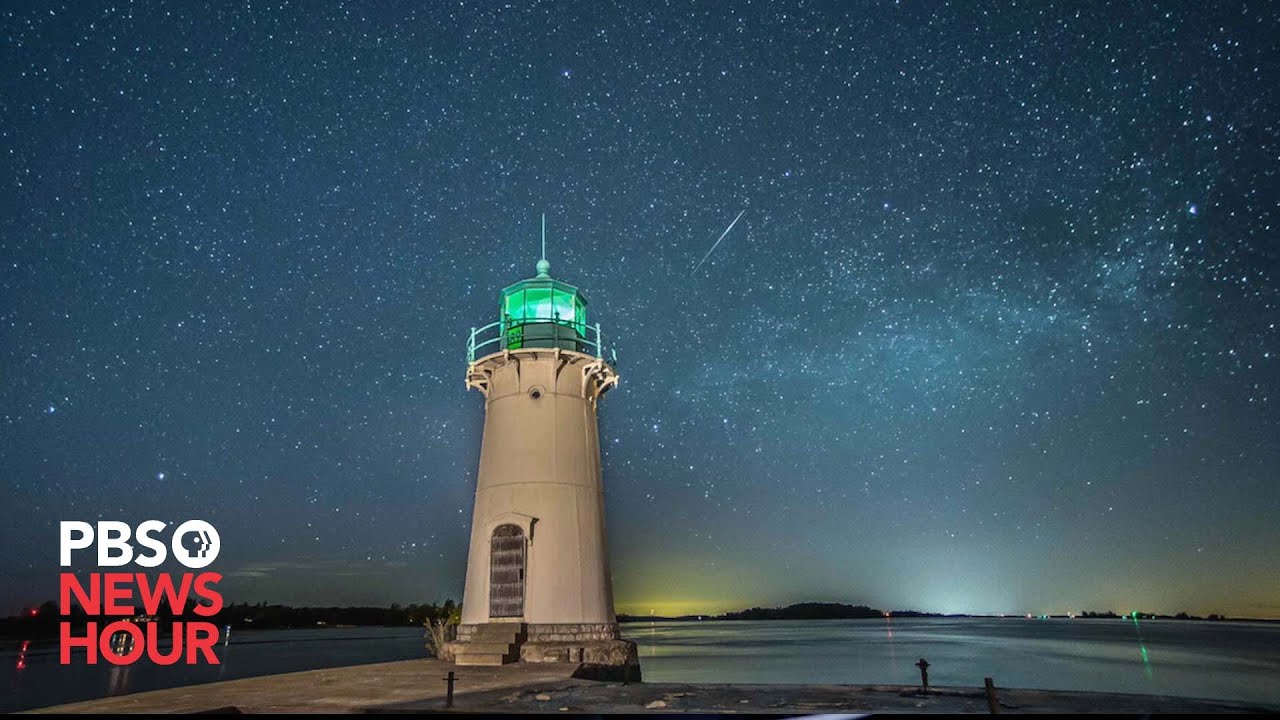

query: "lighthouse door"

left=489, top=525, right=525, bottom=618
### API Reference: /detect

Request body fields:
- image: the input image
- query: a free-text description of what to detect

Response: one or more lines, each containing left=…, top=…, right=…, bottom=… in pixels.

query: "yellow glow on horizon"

left=616, top=595, right=1280, bottom=621
left=616, top=598, right=749, bottom=617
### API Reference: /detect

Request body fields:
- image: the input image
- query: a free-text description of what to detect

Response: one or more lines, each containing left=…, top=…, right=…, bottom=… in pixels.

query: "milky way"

left=1, top=1, right=1277, bottom=617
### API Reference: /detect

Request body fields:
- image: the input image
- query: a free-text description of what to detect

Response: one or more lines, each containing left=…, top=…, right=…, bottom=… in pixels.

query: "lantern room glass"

left=502, top=285, right=586, bottom=329
left=499, top=278, right=589, bottom=353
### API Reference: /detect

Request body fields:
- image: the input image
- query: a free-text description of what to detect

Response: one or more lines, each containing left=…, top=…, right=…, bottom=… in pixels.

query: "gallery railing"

left=467, top=319, right=616, bottom=365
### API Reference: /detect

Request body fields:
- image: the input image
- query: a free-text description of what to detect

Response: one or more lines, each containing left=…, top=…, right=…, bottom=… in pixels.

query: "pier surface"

left=25, top=658, right=1276, bottom=714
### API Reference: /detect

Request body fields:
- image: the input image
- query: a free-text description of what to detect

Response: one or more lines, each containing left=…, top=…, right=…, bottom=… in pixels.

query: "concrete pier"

left=23, top=659, right=1278, bottom=714
left=23, top=659, right=575, bottom=714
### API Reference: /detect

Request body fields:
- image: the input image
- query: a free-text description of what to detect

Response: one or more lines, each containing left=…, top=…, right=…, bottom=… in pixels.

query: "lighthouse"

left=444, top=223, right=639, bottom=678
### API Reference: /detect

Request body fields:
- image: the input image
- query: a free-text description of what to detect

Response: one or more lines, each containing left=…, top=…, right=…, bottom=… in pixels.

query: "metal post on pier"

left=984, top=677, right=1000, bottom=714
left=444, top=670, right=456, bottom=709
left=915, top=658, right=930, bottom=694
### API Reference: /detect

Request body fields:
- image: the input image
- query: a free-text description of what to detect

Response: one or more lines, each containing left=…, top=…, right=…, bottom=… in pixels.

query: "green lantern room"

left=499, top=257, right=589, bottom=353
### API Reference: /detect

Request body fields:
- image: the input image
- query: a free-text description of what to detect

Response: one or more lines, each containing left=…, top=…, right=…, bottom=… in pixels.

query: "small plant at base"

left=424, top=606, right=461, bottom=656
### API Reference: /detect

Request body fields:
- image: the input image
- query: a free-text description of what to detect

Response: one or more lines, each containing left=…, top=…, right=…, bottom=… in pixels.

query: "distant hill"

left=619, top=604, right=1271, bottom=623
left=620, top=602, right=915, bottom=622
left=723, top=602, right=885, bottom=620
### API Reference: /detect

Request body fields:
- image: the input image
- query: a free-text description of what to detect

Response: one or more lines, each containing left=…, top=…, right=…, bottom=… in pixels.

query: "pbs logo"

left=60, top=520, right=221, bottom=569
left=171, top=520, right=220, bottom=568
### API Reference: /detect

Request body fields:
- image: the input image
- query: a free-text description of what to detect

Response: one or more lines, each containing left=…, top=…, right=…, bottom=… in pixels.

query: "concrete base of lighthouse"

left=520, top=623, right=640, bottom=681
left=441, top=622, right=639, bottom=680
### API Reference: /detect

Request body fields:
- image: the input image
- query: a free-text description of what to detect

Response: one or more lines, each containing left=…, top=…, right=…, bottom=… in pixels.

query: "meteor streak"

left=691, top=209, right=746, bottom=276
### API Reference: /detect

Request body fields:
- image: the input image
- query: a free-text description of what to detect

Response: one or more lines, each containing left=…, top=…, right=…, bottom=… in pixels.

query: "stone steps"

left=453, top=641, right=513, bottom=655
left=455, top=653, right=507, bottom=666
left=452, top=623, right=525, bottom=666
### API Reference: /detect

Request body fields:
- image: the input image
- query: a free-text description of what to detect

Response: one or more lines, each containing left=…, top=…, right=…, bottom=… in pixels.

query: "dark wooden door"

left=489, top=525, right=525, bottom=618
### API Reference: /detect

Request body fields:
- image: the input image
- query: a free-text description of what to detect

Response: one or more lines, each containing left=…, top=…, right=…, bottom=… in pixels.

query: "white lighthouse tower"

left=445, top=223, right=638, bottom=678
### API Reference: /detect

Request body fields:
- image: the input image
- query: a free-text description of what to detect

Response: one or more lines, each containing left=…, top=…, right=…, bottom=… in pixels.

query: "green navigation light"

left=502, top=283, right=585, bottom=328
left=499, top=269, right=589, bottom=353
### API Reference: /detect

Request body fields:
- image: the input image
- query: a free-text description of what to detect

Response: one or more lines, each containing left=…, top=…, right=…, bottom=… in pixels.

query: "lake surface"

left=3, top=618, right=1278, bottom=711
left=627, top=617, right=1280, bottom=705
left=1, top=626, right=428, bottom=713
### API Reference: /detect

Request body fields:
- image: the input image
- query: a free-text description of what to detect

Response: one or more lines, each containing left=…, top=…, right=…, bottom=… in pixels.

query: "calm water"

left=3, top=618, right=1278, bottom=711
left=626, top=617, right=1280, bottom=705
left=1, top=626, right=428, bottom=713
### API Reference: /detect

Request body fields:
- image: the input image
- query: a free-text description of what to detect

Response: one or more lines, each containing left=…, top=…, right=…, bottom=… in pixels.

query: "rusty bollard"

left=444, top=670, right=456, bottom=709
left=984, top=677, right=1000, bottom=714
left=915, top=658, right=930, bottom=694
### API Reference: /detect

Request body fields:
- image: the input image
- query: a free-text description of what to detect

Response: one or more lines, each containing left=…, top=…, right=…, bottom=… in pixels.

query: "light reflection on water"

left=623, top=617, right=1280, bottom=705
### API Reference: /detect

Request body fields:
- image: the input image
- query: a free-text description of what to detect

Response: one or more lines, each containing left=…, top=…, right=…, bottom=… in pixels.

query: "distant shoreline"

left=6, top=599, right=1275, bottom=640
left=619, top=614, right=1280, bottom=623
left=617, top=602, right=1279, bottom=624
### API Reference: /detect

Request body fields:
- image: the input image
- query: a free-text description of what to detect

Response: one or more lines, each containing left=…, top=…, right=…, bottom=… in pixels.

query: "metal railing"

left=467, top=319, right=617, bottom=365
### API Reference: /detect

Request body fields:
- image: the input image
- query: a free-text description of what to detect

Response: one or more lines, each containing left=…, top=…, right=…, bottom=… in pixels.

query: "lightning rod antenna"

left=536, top=213, right=551, bottom=277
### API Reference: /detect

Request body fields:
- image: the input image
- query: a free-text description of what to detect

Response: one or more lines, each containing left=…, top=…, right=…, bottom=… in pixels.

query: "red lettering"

left=147, top=622, right=184, bottom=665
left=137, top=573, right=192, bottom=615
left=60, top=621, right=97, bottom=664
left=187, top=622, right=220, bottom=664
left=59, top=572, right=99, bottom=615
left=192, top=572, right=223, bottom=616
left=102, top=573, right=135, bottom=616
left=61, top=620, right=222, bottom=666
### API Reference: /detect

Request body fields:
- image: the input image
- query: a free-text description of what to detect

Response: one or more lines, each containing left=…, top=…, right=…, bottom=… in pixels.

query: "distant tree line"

left=617, top=603, right=1254, bottom=623
left=5, top=599, right=1252, bottom=639
left=1, top=599, right=459, bottom=639
left=1080, top=609, right=1231, bottom=621
left=212, top=600, right=459, bottom=628
left=722, top=603, right=885, bottom=620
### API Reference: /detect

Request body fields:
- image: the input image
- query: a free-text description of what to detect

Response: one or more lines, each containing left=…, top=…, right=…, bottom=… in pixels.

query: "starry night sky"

left=2, top=1, right=1278, bottom=619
